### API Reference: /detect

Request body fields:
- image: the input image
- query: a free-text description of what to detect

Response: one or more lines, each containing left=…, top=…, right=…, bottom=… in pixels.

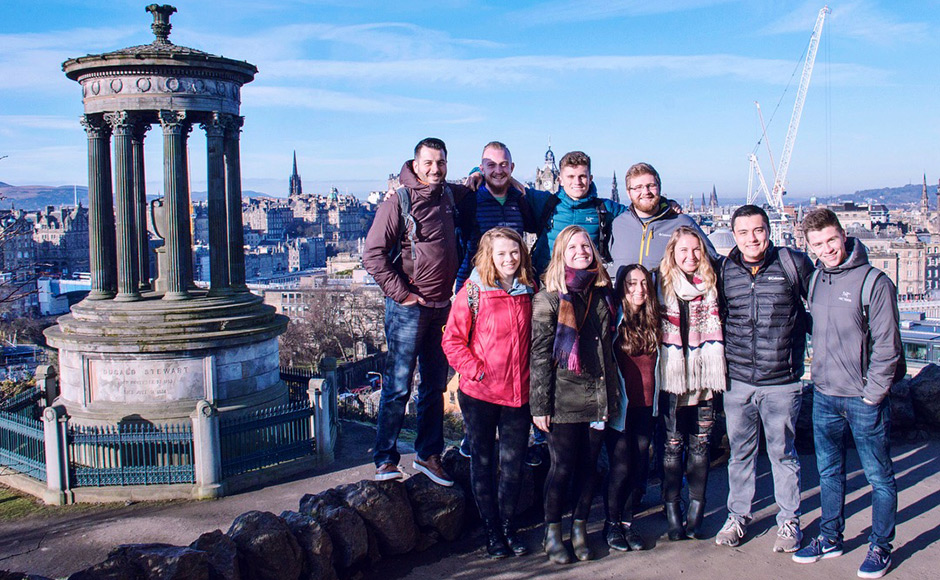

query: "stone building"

left=29, top=204, right=90, bottom=274
left=533, top=143, right=560, bottom=193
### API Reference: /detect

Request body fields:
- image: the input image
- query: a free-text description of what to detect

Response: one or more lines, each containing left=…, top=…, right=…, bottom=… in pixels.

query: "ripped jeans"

left=659, top=395, right=715, bottom=504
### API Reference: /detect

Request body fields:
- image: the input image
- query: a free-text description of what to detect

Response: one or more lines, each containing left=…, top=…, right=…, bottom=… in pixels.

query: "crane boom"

left=770, top=5, right=830, bottom=208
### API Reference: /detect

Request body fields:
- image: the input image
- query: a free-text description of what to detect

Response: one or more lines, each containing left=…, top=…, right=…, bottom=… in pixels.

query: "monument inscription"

left=90, top=358, right=206, bottom=403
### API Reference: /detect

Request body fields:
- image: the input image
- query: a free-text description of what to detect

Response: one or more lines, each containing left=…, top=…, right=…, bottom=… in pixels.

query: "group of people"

left=362, top=138, right=903, bottom=579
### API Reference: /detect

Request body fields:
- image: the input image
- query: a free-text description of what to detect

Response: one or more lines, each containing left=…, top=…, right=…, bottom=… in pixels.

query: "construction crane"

left=747, top=5, right=830, bottom=213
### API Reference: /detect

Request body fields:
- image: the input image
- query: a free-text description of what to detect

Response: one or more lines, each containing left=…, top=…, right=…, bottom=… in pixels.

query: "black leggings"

left=660, top=396, right=715, bottom=504
left=458, top=390, right=531, bottom=523
left=544, top=422, right=604, bottom=523
left=605, top=407, right=654, bottom=523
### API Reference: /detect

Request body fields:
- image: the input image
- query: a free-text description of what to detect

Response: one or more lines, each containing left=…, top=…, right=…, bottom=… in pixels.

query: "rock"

left=227, top=511, right=302, bottom=580
left=403, top=472, right=465, bottom=541
left=441, top=447, right=475, bottom=525
left=298, top=490, right=369, bottom=573
left=909, top=364, right=940, bottom=429
left=0, top=572, right=54, bottom=580
left=889, top=378, right=916, bottom=430
left=335, top=480, right=416, bottom=556
left=189, top=530, right=240, bottom=580
left=68, top=544, right=210, bottom=580
left=280, top=511, right=338, bottom=580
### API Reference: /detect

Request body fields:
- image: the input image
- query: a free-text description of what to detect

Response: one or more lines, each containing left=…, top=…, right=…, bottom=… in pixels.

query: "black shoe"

left=502, top=519, right=528, bottom=556
left=544, top=522, right=572, bottom=564
left=685, top=499, right=706, bottom=540
left=622, top=522, right=645, bottom=551
left=605, top=520, right=629, bottom=551
left=571, top=519, right=592, bottom=561
left=525, top=444, right=545, bottom=467
left=484, top=521, right=511, bottom=559
left=664, top=502, right=685, bottom=541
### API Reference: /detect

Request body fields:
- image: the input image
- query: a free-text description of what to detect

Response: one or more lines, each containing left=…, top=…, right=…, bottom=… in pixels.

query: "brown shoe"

left=375, top=462, right=403, bottom=481
left=412, top=455, right=454, bottom=487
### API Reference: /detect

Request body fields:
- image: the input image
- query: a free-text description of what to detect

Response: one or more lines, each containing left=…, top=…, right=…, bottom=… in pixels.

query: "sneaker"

left=792, top=536, right=843, bottom=564
left=525, top=443, right=545, bottom=467
left=459, top=438, right=472, bottom=459
left=774, top=520, right=803, bottom=553
left=857, top=545, right=891, bottom=579
left=413, top=454, right=454, bottom=487
left=375, top=462, right=403, bottom=481
left=715, top=516, right=746, bottom=547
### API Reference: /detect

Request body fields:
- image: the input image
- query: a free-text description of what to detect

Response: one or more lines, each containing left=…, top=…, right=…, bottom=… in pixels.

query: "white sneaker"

left=715, top=516, right=746, bottom=547
left=774, top=520, right=803, bottom=553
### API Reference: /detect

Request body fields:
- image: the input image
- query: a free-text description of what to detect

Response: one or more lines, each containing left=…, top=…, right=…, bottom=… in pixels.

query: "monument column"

left=80, top=114, right=117, bottom=300
left=104, top=111, right=141, bottom=301
left=132, top=120, right=151, bottom=291
left=159, top=110, right=192, bottom=300
left=201, top=113, right=231, bottom=296
left=223, top=115, right=247, bottom=290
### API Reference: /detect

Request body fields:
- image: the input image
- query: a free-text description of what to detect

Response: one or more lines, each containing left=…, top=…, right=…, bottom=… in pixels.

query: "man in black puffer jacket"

left=716, top=205, right=814, bottom=553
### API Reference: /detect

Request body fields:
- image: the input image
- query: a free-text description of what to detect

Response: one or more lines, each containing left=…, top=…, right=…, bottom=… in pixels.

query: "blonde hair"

left=659, top=226, right=717, bottom=298
left=543, top=225, right=611, bottom=293
left=473, top=227, right=534, bottom=288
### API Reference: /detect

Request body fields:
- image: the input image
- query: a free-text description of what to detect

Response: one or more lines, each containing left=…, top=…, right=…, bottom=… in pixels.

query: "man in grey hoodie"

left=792, top=208, right=901, bottom=580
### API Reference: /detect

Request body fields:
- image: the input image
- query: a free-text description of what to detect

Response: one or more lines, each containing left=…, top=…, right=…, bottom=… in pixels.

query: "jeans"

left=459, top=390, right=530, bottom=523
left=725, top=380, right=802, bottom=526
left=660, top=395, right=714, bottom=504
left=374, top=298, right=449, bottom=467
left=813, top=391, right=897, bottom=552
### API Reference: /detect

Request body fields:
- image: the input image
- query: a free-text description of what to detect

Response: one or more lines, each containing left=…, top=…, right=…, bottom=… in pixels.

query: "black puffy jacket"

left=720, top=245, right=814, bottom=386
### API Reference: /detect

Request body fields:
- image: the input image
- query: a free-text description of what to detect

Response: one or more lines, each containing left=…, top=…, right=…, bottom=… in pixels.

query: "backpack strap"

left=393, top=186, right=417, bottom=263
left=537, top=195, right=561, bottom=238
left=807, top=269, right=821, bottom=313
left=777, top=247, right=802, bottom=304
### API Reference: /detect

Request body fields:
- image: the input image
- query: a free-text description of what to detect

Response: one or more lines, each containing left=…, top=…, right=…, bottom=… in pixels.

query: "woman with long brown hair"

left=604, top=263, right=660, bottom=551
left=657, top=226, right=726, bottom=541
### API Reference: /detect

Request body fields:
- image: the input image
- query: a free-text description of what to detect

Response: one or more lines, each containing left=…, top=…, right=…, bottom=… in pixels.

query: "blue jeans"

left=374, top=298, right=449, bottom=467
left=813, top=391, right=897, bottom=552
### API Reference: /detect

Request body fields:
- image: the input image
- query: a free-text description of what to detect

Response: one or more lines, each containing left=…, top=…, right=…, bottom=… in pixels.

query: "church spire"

left=611, top=171, right=619, bottom=204
left=289, top=150, right=302, bottom=197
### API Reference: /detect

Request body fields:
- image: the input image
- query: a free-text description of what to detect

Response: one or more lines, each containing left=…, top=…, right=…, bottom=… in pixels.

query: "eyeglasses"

left=629, top=183, right=659, bottom=192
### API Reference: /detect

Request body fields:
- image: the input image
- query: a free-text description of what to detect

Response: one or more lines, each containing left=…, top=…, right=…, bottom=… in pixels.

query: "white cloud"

left=763, top=1, right=929, bottom=45
left=244, top=86, right=482, bottom=119
left=0, top=116, right=83, bottom=132
left=511, top=0, right=741, bottom=25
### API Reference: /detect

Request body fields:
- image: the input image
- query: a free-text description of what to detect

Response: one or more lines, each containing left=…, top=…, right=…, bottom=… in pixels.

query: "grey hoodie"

left=808, top=237, right=902, bottom=403
left=609, top=201, right=718, bottom=273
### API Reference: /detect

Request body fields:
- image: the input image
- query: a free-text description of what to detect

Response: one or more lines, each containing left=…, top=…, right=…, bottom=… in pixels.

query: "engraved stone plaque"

left=90, top=358, right=206, bottom=403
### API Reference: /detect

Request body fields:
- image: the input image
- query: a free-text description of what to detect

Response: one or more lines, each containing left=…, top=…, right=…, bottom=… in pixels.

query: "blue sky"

left=1, top=0, right=937, bottom=201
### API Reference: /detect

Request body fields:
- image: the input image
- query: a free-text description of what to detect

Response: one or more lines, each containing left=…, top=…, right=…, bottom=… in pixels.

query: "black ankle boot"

left=502, top=519, right=528, bottom=556
left=570, top=519, right=591, bottom=561
left=622, top=521, right=645, bottom=551
left=484, top=521, right=511, bottom=559
left=685, top=499, right=706, bottom=540
left=605, top=520, right=629, bottom=551
left=544, top=522, right=572, bottom=564
left=664, top=501, right=685, bottom=541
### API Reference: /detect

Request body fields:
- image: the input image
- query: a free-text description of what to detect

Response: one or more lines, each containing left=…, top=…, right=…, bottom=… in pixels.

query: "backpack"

left=391, top=185, right=454, bottom=265
left=807, top=266, right=907, bottom=385
left=536, top=195, right=613, bottom=263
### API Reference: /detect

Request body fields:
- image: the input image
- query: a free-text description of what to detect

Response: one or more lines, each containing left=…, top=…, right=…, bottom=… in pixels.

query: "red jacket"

left=442, top=272, right=533, bottom=407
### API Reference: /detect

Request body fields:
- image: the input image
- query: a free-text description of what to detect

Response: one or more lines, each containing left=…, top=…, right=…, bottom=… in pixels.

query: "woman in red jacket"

left=442, top=227, right=536, bottom=559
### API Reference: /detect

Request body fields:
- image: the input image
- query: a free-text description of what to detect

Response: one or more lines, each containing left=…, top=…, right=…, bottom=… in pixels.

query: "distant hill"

left=0, top=184, right=272, bottom=210
left=817, top=183, right=926, bottom=207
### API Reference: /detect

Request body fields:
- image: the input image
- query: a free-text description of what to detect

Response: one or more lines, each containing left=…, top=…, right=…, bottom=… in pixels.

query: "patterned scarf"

left=659, top=270, right=726, bottom=394
left=553, top=265, right=614, bottom=374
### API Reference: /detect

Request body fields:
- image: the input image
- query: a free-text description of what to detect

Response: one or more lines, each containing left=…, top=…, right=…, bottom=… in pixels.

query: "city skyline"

left=1, top=0, right=937, bottom=200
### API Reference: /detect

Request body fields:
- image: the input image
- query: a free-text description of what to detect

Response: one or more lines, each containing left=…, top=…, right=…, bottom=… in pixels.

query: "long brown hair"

left=473, top=227, right=534, bottom=288
left=615, top=264, right=660, bottom=356
left=659, top=226, right=717, bottom=299
left=542, top=225, right=612, bottom=293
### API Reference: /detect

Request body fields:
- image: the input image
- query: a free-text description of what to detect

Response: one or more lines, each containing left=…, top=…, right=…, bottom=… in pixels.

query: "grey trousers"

left=725, top=379, right=803, bottom=526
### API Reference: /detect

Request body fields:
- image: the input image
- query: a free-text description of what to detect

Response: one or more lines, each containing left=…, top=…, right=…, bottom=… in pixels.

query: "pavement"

left=0, top=421, right=938, bottom=580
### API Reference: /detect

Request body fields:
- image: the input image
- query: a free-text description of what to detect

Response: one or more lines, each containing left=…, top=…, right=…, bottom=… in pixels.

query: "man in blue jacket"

left=792, top=208, right=901, bottom=580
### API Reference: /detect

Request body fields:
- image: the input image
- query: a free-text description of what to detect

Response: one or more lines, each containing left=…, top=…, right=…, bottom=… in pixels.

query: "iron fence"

left=68, top=423, right=194, bottom=487
left=0, top=410, right=46, bottom=482
left=219, top=400, right=316, bottom=479
left=0, top=386, right=43, bottom=418
left=280, top=366, right=316, bottom=403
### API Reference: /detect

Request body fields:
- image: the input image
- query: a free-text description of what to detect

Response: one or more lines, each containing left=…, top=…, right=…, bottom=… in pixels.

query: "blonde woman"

left=657, top=226, right=726, bottom=541
left=530, top=225, right=620, bottom=564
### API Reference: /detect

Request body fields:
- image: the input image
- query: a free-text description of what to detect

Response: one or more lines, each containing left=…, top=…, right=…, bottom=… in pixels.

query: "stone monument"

left=47, top=5, right=289, bottom=428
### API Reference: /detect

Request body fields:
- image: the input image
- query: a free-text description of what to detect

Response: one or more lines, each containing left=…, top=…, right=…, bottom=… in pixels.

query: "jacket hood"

left=468, top=268, right=535, bottom=296
left=821, top=236, right=868, bottom=273
left=398, top=160, right=441, bottom=198
left=558, top=182, right=599, bottom=208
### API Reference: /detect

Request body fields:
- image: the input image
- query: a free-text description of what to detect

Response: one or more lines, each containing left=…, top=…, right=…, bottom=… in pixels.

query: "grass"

left=0, top=483, right=46, bottom=521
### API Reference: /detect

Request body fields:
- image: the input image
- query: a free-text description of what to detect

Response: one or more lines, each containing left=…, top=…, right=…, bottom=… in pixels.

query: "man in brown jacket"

left=363, top=137, right=469, bottom=486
